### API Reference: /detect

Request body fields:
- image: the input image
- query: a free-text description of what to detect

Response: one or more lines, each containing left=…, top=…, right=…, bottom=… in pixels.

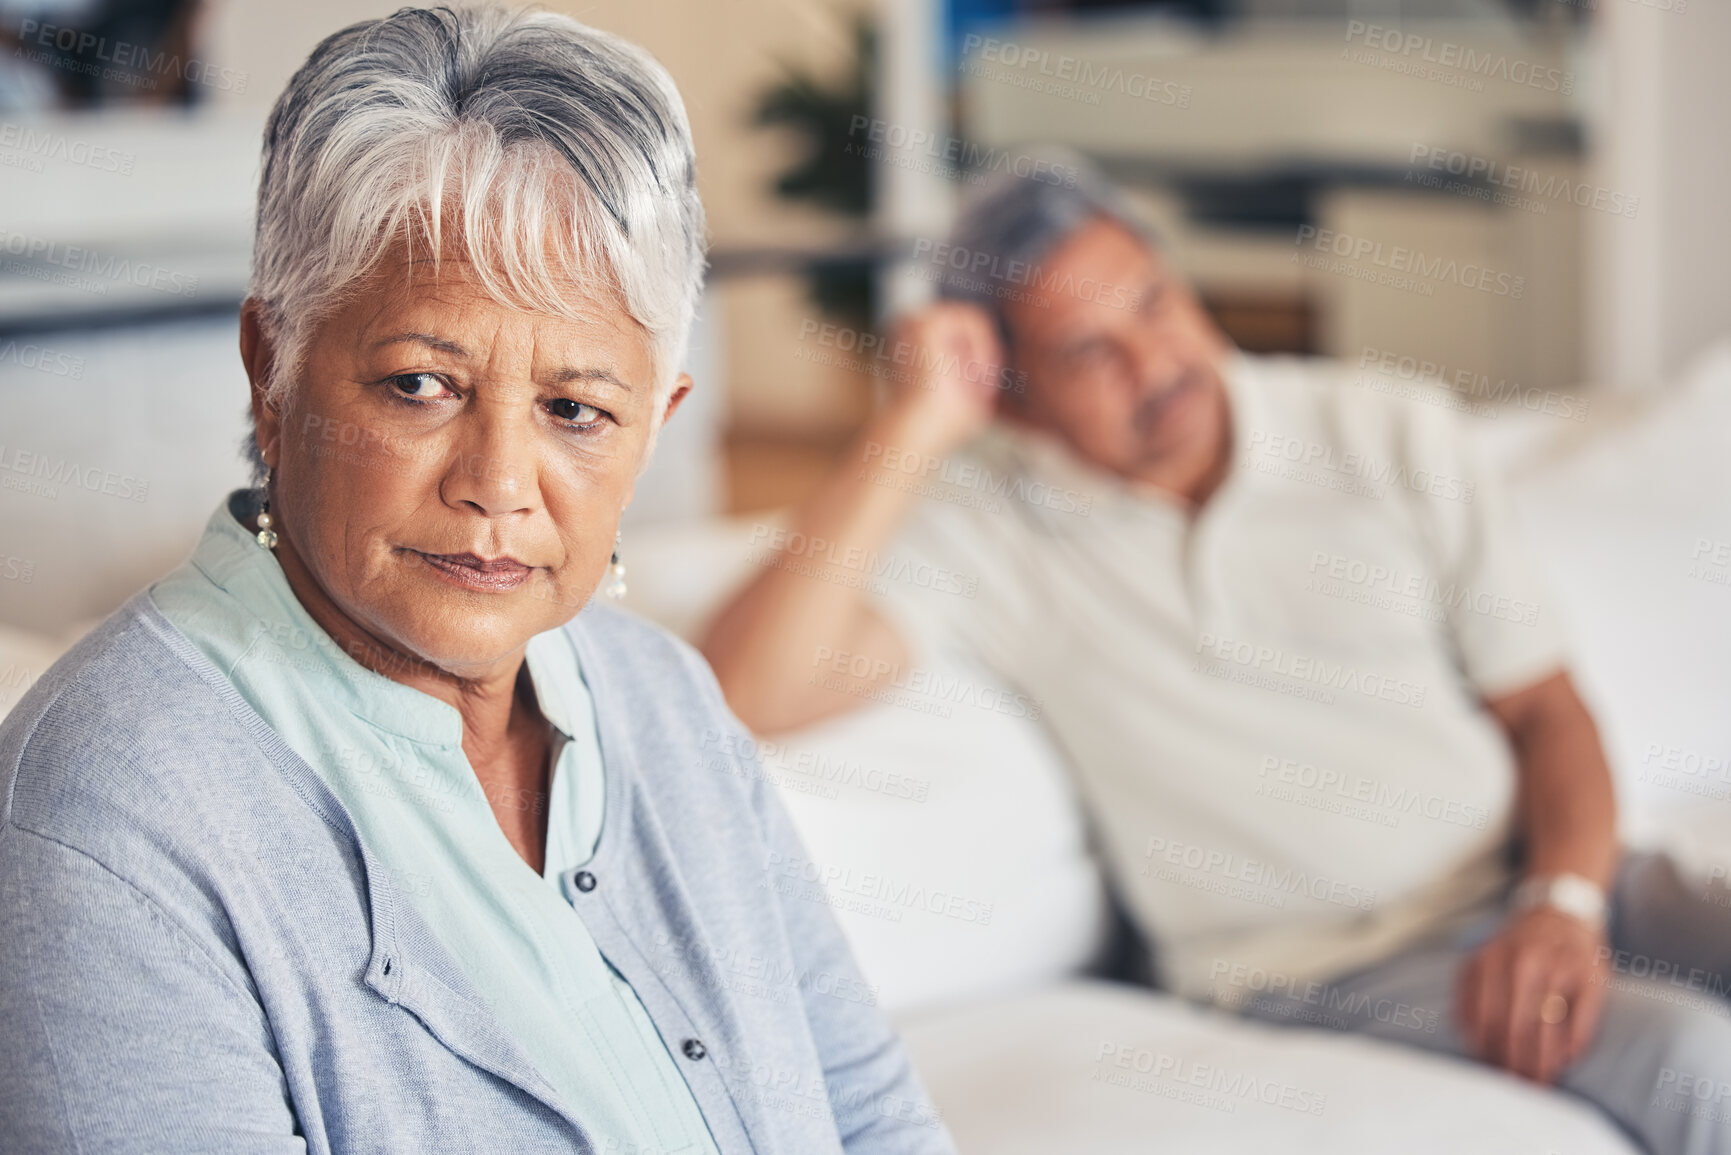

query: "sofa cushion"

left=898, top=979, right=1641, bottom=1154
left=619, top=515, right=1115, bottom=1014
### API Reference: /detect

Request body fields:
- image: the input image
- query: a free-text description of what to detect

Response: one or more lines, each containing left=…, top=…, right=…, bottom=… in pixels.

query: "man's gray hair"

left=936, top=147, right=1154, bottom=346
left=246, top=4, right=706, bottom=475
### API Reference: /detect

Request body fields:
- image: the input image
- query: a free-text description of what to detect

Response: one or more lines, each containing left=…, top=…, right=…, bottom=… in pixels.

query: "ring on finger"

left=1539, top=992, right=1570, bottom=1025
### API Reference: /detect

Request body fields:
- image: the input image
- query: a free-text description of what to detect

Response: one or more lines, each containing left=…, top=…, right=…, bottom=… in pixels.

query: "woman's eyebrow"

left=372, top=334, right=632, bottom=392
left=373, top=331, right=470, bottom=357
left=549, top=367, right=633, bottom=393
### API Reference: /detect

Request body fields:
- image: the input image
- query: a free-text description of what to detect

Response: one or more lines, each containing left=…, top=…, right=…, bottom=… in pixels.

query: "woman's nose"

left=439, top=404, right=538, bottom=517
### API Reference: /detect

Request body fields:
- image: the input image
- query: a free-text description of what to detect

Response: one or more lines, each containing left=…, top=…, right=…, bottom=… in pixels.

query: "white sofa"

left=9, top=336, right=1731, bottom=1152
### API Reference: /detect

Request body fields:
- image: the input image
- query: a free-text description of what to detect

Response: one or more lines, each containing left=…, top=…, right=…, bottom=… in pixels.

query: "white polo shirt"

left=871, top=353, right=1568, bottom=1002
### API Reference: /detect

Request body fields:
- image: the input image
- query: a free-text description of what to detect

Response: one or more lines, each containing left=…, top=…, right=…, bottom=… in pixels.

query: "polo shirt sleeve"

left=1398, top=399, right=1571, bottom=699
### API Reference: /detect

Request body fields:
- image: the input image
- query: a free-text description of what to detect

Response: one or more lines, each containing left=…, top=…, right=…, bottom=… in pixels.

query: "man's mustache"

left=1130, top=369, right=1204, bottom=435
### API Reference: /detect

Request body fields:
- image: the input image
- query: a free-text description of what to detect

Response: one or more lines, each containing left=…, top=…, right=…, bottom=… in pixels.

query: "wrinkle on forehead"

left=334, top=241, right=653, bottom=388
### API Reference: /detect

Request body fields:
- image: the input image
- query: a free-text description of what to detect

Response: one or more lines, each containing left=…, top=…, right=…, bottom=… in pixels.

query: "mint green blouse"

left=151, top=495, right=719, bottom=1155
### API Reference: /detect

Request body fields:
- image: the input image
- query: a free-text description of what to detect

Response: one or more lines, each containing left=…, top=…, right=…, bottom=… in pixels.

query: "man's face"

left=1002, top=217, right=1231, bottom=489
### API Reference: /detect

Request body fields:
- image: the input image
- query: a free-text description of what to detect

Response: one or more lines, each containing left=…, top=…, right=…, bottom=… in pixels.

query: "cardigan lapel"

left=357, top=861, right=596, bottom=1143
left=135, top=593, right=601, bottom=1147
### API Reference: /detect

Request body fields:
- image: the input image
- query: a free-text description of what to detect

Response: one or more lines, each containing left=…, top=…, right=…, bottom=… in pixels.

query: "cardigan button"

left=682, top=1038, right=707, bottom=1061
left=573, top=870, right=597, bottom=893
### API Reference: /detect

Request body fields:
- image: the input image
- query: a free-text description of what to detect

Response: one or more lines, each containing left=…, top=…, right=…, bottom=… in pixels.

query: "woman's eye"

left=548, top=398, right=604, bottom=426
left=390, top=372, right=450, bottom=400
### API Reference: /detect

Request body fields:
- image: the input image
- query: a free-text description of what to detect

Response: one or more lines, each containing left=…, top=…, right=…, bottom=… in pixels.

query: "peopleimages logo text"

left=961, top=34, right=1193, bottom=107
left=18, top=19, right=248, bottom=93
left=0, top=121, right=134, bottom=174
left=0, top=229, right=198, bottom=298
left=1245, top=429, right=1476, bottom=504
left=1294, top=225, right=1524, bottom=299
left=911, top=237, right=1143, bottom=311
left=847, top=117, right=1079, bottom=188
left=1143, top=836, right=1379, bottom=911
left=1194, top=631, right=1428, bottom=709
left=0, top=443, right=148, bottom=502
left=1343, top=22, right=1573, bottom=94
left=1357, top=345, right=1590, bottom=422
left=1408, top=145, right=1639, bottom=219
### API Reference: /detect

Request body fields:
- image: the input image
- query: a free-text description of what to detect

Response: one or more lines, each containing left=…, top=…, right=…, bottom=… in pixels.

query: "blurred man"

left=702, top=162, right=1731, bottom=1153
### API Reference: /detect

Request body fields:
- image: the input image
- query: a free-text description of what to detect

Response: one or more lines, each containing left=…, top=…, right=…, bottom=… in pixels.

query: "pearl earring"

left=256, top=469, right=278, bottom=551
left=606, top=531, right=627, bottom=599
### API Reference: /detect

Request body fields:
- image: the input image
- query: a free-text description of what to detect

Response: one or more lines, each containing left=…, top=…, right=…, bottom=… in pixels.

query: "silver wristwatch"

left=1512, top=872, right=1609, bottom=930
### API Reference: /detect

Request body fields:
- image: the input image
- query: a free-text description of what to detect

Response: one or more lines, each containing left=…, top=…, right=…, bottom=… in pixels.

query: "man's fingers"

left=952, top=314, right=1008, bottom=399
left=1456, top=955, right=1485, bottom=1056
left=1504, top=950, right=1546, bottom=1076
left=1474, top=947, right=1513, bottom=1064
left=901, top=304, right=1006, bottom=400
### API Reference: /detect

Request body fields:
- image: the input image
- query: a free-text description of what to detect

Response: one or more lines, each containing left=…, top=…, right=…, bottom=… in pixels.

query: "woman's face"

left=247, top=245, right=685, bottom=683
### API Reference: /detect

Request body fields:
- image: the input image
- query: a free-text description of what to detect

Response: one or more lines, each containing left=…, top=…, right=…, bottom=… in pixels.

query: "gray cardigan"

left=0, top=593, right=955, bottom=1155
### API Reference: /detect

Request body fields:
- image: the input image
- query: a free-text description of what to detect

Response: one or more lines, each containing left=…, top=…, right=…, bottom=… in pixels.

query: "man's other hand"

left=1457, top=906, right=1609, bottom=1084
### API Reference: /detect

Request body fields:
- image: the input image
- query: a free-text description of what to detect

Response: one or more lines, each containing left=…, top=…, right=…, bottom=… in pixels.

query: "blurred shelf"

left=0, top=108, right=259, bottom=332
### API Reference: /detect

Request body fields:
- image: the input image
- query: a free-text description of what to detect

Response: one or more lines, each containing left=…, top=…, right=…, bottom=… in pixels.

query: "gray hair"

left=936, top=147, right=1154, bottom=347
left=245, top=4, right=707, bottom=478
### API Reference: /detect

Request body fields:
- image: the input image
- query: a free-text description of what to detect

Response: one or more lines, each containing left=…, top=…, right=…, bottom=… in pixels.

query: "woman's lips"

left=411, top=550, right=532, bottom=592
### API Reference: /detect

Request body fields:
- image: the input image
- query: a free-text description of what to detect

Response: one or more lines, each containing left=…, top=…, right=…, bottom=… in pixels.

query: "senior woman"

left=0, top=8, right=953, bottom=1154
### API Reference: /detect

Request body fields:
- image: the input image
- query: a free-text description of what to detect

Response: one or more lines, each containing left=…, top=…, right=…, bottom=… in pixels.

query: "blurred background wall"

left=1, top=0, right=1727, bottom=630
